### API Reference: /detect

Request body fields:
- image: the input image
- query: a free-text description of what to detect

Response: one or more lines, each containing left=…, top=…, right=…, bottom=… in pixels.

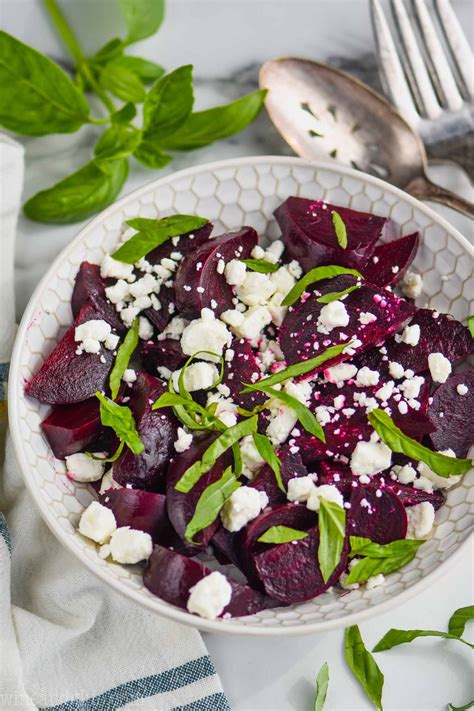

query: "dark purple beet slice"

left=428, top=371, right=474, bottom=458
left=253, top=527, right=348, bottom=603
left=380, top=478, right=445, bottom=511
left=71, top=262, right=125, bottom=332
left=223, top=339, right=266, bottom=411
left=317, top=461, right=355, bottom=495
left=113, top=372, right=177, bottom=490
left=274, top=197, right=397, bottom=272
left=174, top=227, right=258, bottom=317
left=25, top=303, right=118, bottom=405
left=279, top=275, right=416, bottom=373
left=361, top=232, right=420, bottom=288
left=41, top=397, right=101, bottom=459
left=211, top=528, right=242, bottom=567
left=250, top=446, right=309, bottom=506
left=142, top=284, right=175, bottom=333
left=141, top=339, right=186, bottom=375
left=348, top=486, right=407, bottom=543
left=100, top=488, right=175, bottom=544
left=144, top=545, right=272, bottom=617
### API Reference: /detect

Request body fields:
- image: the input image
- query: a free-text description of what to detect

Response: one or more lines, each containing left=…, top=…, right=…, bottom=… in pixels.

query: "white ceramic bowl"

left=9, top=156, right=473, bottom=636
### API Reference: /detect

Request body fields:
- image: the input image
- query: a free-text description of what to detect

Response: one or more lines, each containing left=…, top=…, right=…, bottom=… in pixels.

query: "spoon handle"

left=405, top=175, right=474, bottom=218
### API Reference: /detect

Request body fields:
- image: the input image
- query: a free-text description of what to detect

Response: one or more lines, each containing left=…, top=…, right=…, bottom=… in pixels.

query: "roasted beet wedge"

left=274, top=197, right=397, bottom=272
left=25, top=303, right=118, bottom=405
left=141, top=339, right=186, bottom=375
left=144, top=545, right=272, bottom=617
left=174, top=227, right=258, bottom=317
left=71, top=262, right=125, bottom=332
left=223, top=339, right=266, bottom=411
left=348, top=486, right=407, bottom=543
left=429, top=371, right=474, bottom=458
left=142, top=283, right=175, bottom=333
left=279, top=275, right=416, bottom=373
left=41, top=397, right=101, bottom=459
left=361, top=232, right=419, bottom=288
left=253, top=527, right=348, bottom=603
left=381, top=478, right=446, bottom=511
left=113, top=372, right=177, bottom=489
left=100, top=488, right=175, bottom=544
left=250, top=446, right=309, bottom=506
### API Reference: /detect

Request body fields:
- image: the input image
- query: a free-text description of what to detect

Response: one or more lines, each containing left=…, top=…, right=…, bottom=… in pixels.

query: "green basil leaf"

left=119, top=0, right=165, bottom=44
left=94, top=124, right=141, bottom=160
left=0, top=31, right=90, bottom=136
left=448, top=606, right=474, bottom=638
left=90, top=38, right=125, bottom=66
left=345, top=626, right=384, bottom=711
left=159, top=90, right=266, bottom=150
left=349, top=536, right=424, bottom=559
left=345, top=552, right=417, bottom=585
left=185, top=466, right=240, bottom=543
left=109, top=319, right=139, bottom=400
left=86, top=440, right=125, bottom=463
left=368, top=408, right=472, bottom=478
left=99, top=62, right=146, bottom=103
left=95, top=391, right=144, bottom=455
left=252, top=432, right=284, bottom=493
left=176, top=416, right=258, bottom=493
left=467, top=315, right=474, bottom=338
left=241, top=342, right=351, bottom=392
left=108, top=55, right=165, bottom=84
left=241, top=259, right=279, bottom=273
left=111, top=102, right=137, bottom=124
left=232, top=442, right=243, bottom=477
left=372, top=629, right=473, bottom=653
left=23, top=158, right=128, bottom=224
left=332, top=210, right=347, bottom=248
left=133, top=140, right=172, bottom=169
left=112, top=214, right=208, bottom=263
left=448, top=700, right=474, bottom=711
left=314, top=662, right=329, bottom=711
left=317, top=285, right=359, bottom=304
left=153, top=390, right=207, bottom=415
left=142, top=65, right=194, bottom=140
left=257, top=525, right=308, bottom=544
left=318, top=499, right=345, bottom=583
left=281, top=265, right=363, bottom=306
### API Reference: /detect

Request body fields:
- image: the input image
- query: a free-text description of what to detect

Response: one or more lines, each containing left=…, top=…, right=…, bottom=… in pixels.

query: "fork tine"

left=412, top=0, right=464, bottom=112
left=390, top=0, right=442, bottom=120
left=369, top=0, right=419, bottom=123
left=434, top=0, right=474, bottom=100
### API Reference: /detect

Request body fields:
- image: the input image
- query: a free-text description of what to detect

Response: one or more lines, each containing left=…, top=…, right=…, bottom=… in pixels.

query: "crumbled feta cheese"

left=138, top=316, right=154, bottom=340
left=174, top=427, right=193, bottom=453
left=417, top=449, right=461, bottom=489
left=75, top=319, right=118, bottom=354
left=401, top=271, right=423, bottom=299
left=393, top=463, right=417, bottom=484
left=366, top=574, right=385, bottom=590
left=206, top=393, right=238, bottom=428
left=123, top=368, right=136, bottom=384
left=318, top=300, right=349, bottom=332
left=399, top=324, right=420, bottom=346
left=350, top=441, right=392, bottom=476
left=315, top=406, right=332, bottom=426
left=120, top=305, right=140, bottom=328
left=251, top=245, right=265, bottom=259
left=233, top=305, right=272, bottom=340
left=225, top=259, right=247, bottom=286
left=355, top=367, right=380, bottom=387
left=220, top=309, right=245, bottom=328
left=79, top=501, right=116, bottom=544
left=375, top=381, right=395, bottom=401
left=400, top=375, right=424, bottom=400
left=266, top=240, right=284, bottom=259
left=236, top=272, right=276, bottom=306
left=216, top=259, right=225, bottom=275
left=221, top=486, right=268, bottom=532
left=287, top=475, right=317, bottom=502
left=325, top=363, right=357, bottom=384
left=406, top=502, right=435, bottom=539
left=270, top=266, right=295, bottom=296
left=333, top=395, right=345, bottom=410
left=159, top=316, right=189, bottom=340
left=172, top=362, right=219, bottom=392
left=129, top=273, right=158, bottom=298
left=307, top=484, right=344, bottom=511
left=157, top=366, right=172, bottom=380
left=266, top=406, right=298, bottom=445
left=239, top=435, right=265, bottom=479
left=428, top=352, right=452, bottom=383
left=388, top=361, right=405, bottom=380
left=457, top=383, right=468, bottom=396
left=109, top=527, right=153, bottom=564
left=359, top=312, right=377, bottom=325
left=99, top=469, right=121, bottom=495
left=187, top=571, right=232, bottom=620
left=105, top=279, right=131, bottom=304
left=65, top=453, right=105, bottom=482
left=181, top=309, right=232, bottom=361
left=287, top=260, right=302, bottom=278
left=267, top=291, right=288, bottom=327
left=101, top=255, right=135, bottom=281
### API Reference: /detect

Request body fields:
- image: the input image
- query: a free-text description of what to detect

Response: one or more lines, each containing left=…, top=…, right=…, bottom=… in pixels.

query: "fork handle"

left=405, top=175, right=474, bottom=218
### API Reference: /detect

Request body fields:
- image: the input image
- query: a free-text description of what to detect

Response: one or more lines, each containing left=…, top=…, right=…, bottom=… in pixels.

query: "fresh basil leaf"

left=152, top=390, right=208, bottom=415
left=349, top=536, right=424, bottom=559
left=133, top=140, right=172, bottom=169
left=86, top=440, right=125, bottom=463
left=112, top=214, right=208, bottom=263
left=257, top=525, right=308, bottom=544
left=467, top=315, right=474, bottom=338
left=108, top=55, right=165, bottom=84
left=252, top=432, right=284, bottom=493
left=159, top=90, right=266, bottom=150
left=95, top=391, right=144, bottom=455
left=314, top=662, right=329, bottom=711
left=448, top=606, right=474, bottom=638
left=246, top=382, right=325, bottom=443
left=368, top=408, right=472, bottom=478
left=236, top=401, right=271, bottom=417
left=317, top=285, right=359, bottom=304
left=0, top=31, right=90, bottom=136
left=241, top=342, right=351, bottom=392
left=372, top=628, right=474, bottom=653
left=332, top=210, right=347, bottom=249
left=142, top=65, right=194, bottom=141
left=99, top=62, right=146, bottom=103
left=185, top=466, right=240, bottom=543
left=318, top=499, right=345, bottom=583
left=119, top=0, right=165, bottom=44
left=109, top=319, right=139, bottom=399
left=91, top=38, right=125, bottom=65
left=345, top=552, right=417, bottom=585
left=232, top=442, right=243, bottom=477
left=111, top=102, right=137, bottom=124
left=448, top=700, right=474, bottom=711
left=241, top=259, right=279, bottom=273
left=345, top=626, right=384, bottom=711
left=281, top=266, right=363, bottom=306
left=175, top=416, right=258, bottom=493
left=23, top=158, right=128, bottom=224
left=94, top=124, right=141, bottom=160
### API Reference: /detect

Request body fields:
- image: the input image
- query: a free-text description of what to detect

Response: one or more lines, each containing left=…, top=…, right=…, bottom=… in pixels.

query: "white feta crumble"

left=129, top=273, right=158, bottom=298
left=79, top=501, right=116, bottom=544
left=221, top=486, right=268, bottom=532
left=174, top=427, right=193, bottom=453
left=159, top=316, right=189, bottom=340
left=233, top=305, right=272, bottom=340
left=350, top=441, right=392, bottom=476
left=109, top=527, right=153, bottom=564
left=406, top=502, right=435, bottom=539
left=428, top=353, right=452, bottom=383
left=398, top=323, right=420, bottom=347
left=355, top=367, right=380, bottom=387
left=120, top=305, right=140, bottom=328
left=65, top=453, right=105, bottom=482
left=138, top=316, right=154, bottom=340
left=306, top=484, right=344, bottom=512
left=251, top=245, right=265, bottom=259
left=388, top=361, right=405, bottom=380
left=457, top=383, right=468, bottom=396
left=220, top=309, right=245, bottom=328
left=225, top=259, right=247, bottom=286
left=100, top=255, right=135, bottom=281
left=359, top=312, right=377, bottom=325
left=267, top=239, right=285, bottom=259
left=99, top=468, right=121, bottom=495
left=315, top=406, right=332, bottom=427
left=123, top=368, right=136, bottom=384
left=392, top=463, right=417, bottom=484
left=286, top=475, right=317, bottom=502
left=400, top=375, right=424, bottom=400
left=401, top=272, right=423, bottom=299
left=366, top=573, right=385, bottom=590
left=325, top=363, right=357, bottom=384
left=417, top=449, right=461, bottom=489
left=187, top=571, right=232, bottom=620
left=180, top=309, right=232, bottom=361
left=206, top=393, right=238, bottom=428
left=318, top=300, right=349, bottom=332
left=375, top=381, right=395, bottom=401
left=216, top=259, right=225, bottom=275
left=172, top=362, right=219, bottom=392
left=288, top=260, right=303, bottom=278
left=270, top=266, right=295, bottom=297
left=236, top=272, right=276, bottom=306
left=105, top=279, right=131, bottom=304
left=240, top=435, right=265, bottom=479
left=74, top=319, right=118, bottom=354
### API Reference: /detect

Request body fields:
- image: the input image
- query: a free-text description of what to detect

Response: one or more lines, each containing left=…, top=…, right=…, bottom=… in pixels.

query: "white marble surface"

left=2, top=1, right=473, bottom=709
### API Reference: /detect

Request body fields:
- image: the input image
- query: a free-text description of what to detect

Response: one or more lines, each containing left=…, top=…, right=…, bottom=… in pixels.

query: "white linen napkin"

left=0, top=135, right=229, bottom=711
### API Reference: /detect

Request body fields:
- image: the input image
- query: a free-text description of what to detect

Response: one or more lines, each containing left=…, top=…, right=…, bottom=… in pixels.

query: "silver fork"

left=370, top=0, right=473, bottom=178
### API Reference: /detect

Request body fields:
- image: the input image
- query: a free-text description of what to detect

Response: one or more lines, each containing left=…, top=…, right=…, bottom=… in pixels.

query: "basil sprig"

left=449, top=605, right=474, bottom=638
left=281, top=265, right=362, bottom=306
left=119, top=0, right=165, bottom=44
left=318, top=499, right=346, bottom=583
left=95, top=391, right=144, bottom=455
left=467, top=315, right=474, bottom=338
left=257, top=525, right=308, bottom=544
left=185, top=466, right=240, bottom=544
left=112, top=215, right=208, bottom=263
left=153, top=388, right=217, bottom=432
left=373, top=628, right=473, bottom=653
left=109, top=319, right=139, bottom=399
left=345, top=626, right=384, bottom=711
left=331, top=210, right=348, bottom=248
left=317, top=285, right=359, bottom=304
left=314, top=662, right=329, bottom=711
left=252, top=432, right=284, bottom=493
left=368, top=409, right=472, bottom=478
left=175, top=416, right=258, bottom=493
left=349, top=536, right=425, bottom=559
left=242, top=259, right=279, bottom=273
left=346, top=537, right=425, bottom=584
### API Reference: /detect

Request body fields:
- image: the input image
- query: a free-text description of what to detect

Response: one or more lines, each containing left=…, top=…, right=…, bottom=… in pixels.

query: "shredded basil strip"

left=242, top=258, right=279, bottom=273
left=332, top=210, right=348, bottom=249
left=467, top=315, right=474, bottom=338
left=349, top=536, right=424, bottom=559
left=372, top=628, right=474, bottom=653
left=318, top=499, right=346, bottom=583
left=317, top=284, right=359, bottom=304
left=345, top=626, right=384, bottom=711
left=257, top=525, right=308, bottom=544
left=281, top=265, right=362, bottom=306
left=109, top=319, right=139, bottom=400
left=185, top=466, right=240, bottom=544
left=448, top=605, right=474, bottom=639
left=314, top=662, right=329, bottom=711
left=368, top=408, right=472, bottom=478
left=86, top=440, right=125, bottom=463
left=95, top=391, right=144, bottom=455
left=175, top=415, right=258, bottom=493
left=345, top=552, right=417, bottom=585
left=252, top=432, right=284, bottom=493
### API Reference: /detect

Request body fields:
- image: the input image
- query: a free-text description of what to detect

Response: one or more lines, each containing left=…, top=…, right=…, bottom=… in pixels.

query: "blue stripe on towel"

left=0, top=513, right=12, bottom=555
left=171, top=692, right=231, bottom=711
left=40, top=656, right=224, bottom=711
